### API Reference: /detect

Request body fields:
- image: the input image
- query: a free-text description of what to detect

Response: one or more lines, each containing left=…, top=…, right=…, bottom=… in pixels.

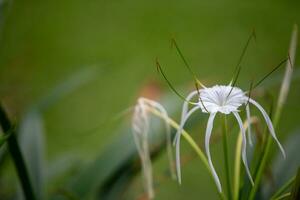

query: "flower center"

left=198, top=85, right=247, bottom=114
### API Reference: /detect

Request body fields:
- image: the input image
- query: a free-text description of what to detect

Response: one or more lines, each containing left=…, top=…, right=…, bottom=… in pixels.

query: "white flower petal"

left=246, top=104, right=253, bottom=146
left=174, top=91, right=199, bottom=145
left=181, top=91, right=199, bottom=119
left=233, top=112, right=254, bottom=185
left=248, top=98, right=286, bottom=158
left=133, top=98, right=179, bottom=198
left=174, top=106, right=199, bottom=145
left=204, top=112, right=222, bottom=192
left=132, top=105, right=146, bottom=156
left=175, top=106, right=200, bottom=184
left=142, top=148, right=154, bottom=199
left=139, top=98, right=177, bottom=180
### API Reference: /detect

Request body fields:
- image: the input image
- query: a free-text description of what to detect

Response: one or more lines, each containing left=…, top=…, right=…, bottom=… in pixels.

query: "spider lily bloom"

left=132, top=97, right=175, bottom=199
left=175, top=84, right=286, bottom=192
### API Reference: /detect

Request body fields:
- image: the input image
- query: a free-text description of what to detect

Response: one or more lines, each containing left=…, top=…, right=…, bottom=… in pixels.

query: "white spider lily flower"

left=175, top=84, right=286, bottom=192
left=132, top=97, right=175, bottom=199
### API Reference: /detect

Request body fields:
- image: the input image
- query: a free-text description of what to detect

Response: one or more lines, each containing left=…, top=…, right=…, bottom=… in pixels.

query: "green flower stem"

left=233, top=133, right=242, bottom=200
left=233, top=117, right=259, bottom=200
left=148, top=107, right=226, bottom=200
left=0, top=104, right=36, bottom=200
left=270, top=176, right=295, bottom=200
left=222, top=115, right=232, bottom=200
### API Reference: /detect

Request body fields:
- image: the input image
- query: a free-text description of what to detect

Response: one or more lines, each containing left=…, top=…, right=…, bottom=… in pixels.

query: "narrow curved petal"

left=182, top=91, right=198, bottom=119
left=204, top=112, right=222, bottom=192
left=174, top=91, right=199, bottom=144
left=233, top=112, right=254, bottom=185
left=175, top=106, right=200, bottom=184
left=161, top=109, right=176, bottom=179
left=142, top=98, right=176, bottom=179
left=139, top=102, right=154, bottom=199
left=248, top=98, right=286, bottom=158
left=142, top=142, right=154, bottom=199
left=174, top=106, right=199, bottom=145
left=246, top=104, right=253, bottom=146
left=132, top=105, right=146, bottom=157
left=132, top=101, right=154, bottom=198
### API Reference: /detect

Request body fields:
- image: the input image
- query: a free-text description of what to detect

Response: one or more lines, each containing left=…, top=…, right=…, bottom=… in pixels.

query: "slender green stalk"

left=270, top=176, right=295, bottom=200
left=233, top=117, right=259, bottom=200
left=147, top=108, right=209, bottom=168
left=0, top=104, right=36, bottom=200
left=222, top=115, right=232, bottom=200
left=273, top=192, right=291, bottom=200
left=233, top=133, right=242, bottom=200
left=290, top=168, right=300, bottom=199
left=148, top=107, right=226, bottom=199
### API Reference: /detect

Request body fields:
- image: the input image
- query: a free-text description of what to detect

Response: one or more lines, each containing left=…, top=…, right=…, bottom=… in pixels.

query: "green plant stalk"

left=251, top=126, right=268, bottom=177
left=233, top=132, right=242, bottom=200
left=148, top=107, right=226, bottom=200
left=248, top=107, right=282, bottom=200
left=240, top=121, right=268, bottom=199
left=0, top=104, right=36, bottom=200
left=222, top=115, right=232, bottom=200
left=270, top=176, right=295, bottom=200
left=273, top=192, right=291, bottom=200
left=234, top=117, right=259, bottom=200
left=290, top=168, right=300, bottom=199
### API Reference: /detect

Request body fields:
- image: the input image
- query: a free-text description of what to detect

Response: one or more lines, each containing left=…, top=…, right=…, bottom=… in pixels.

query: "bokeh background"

left=0, top=0, right=300, bottom=199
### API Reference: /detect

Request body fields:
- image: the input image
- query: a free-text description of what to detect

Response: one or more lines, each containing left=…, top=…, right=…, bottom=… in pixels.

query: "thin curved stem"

left=147, top=107, right=226, bottom=199
left=270, top=176, right=295, bottom=200
left=273, top=192, right=291, bottom=200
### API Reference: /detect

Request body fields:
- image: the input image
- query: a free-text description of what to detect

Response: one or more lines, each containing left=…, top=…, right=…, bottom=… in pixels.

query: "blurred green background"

left=0, top=0, right=299, bottom=199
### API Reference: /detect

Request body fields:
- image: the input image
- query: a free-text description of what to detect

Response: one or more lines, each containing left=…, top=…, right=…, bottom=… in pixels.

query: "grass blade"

left=0, top=104, right=36, bottom=200
left=270, top=176, right=295, bottom=200
left=18, top=110, right=46, bottom=200
left=277, top=24, right=298, bottom=111
left=290, top=168, right=300, bottom=200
